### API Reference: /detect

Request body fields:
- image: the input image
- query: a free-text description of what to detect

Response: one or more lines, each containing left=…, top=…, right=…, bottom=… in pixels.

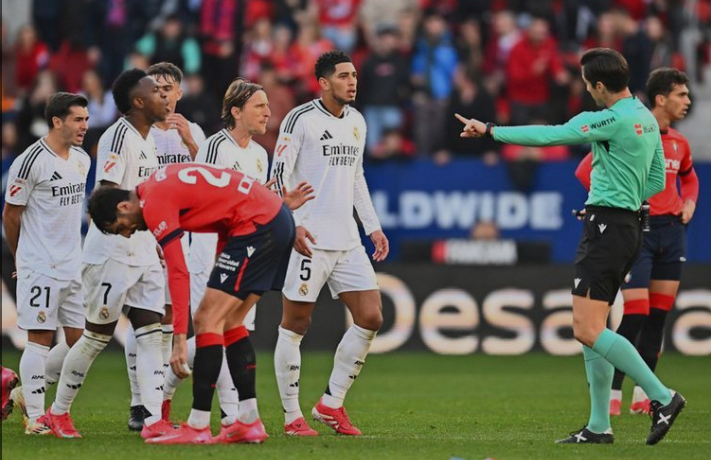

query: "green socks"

left=592, top=329, right=672, bottom=405
left=583, top=346, right=614, bottom=434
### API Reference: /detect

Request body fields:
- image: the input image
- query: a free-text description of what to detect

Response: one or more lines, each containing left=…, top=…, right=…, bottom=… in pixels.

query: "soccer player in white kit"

left=3, top=93, right=90, bottom=435
left=121, top=62, right=206, bottom=428
left=271, top=51, right=389, bottom=436
left=44, top=69, right=174, bottom=439
left=161, top=78, right=271, bottom=441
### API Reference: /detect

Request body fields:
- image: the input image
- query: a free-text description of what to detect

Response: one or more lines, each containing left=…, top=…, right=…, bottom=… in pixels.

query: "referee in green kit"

left=456, top=48, right=685, bottom=446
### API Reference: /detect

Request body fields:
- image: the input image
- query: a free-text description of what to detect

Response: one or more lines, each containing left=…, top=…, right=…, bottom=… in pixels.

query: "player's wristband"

left=485, top=122, right=496, bottom=138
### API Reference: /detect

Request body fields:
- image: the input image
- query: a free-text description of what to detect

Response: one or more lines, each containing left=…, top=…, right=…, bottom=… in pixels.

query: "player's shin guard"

left=592, top=329, right=671, bottom=406
left=45, top=341, right=70, bottom=387
left=224, top=326, right=258, bottom=423
left=20, top=342, right=50, bottom=421
left=191, top=333, right=224, bottom=413
left=53, top=331, right=111, bottom=415
left=275, top=326, right=304, bottom=423
left=134, top=323, right=164, bottom=425
left=124, top=326, right=142, bottom=407
left=322, top=325, right=376, bottom=409
left=611, top=299, right=649, bottom=391
left=583, top=346, right=614, bottom=433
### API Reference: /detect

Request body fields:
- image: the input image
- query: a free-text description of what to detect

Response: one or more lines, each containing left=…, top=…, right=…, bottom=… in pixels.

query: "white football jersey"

left=188, top=129, right=268, bottom=273
left=83, top=118, right=161, bottom=266
left=270, top=99, right=380, bottom=251
left=151, top=123, right=206, bottom=258
left=5, top=139, right=90, bottom=280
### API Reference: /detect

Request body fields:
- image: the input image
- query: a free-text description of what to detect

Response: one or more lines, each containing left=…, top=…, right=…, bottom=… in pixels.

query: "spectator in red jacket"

left=15, top=25, right=49, bottom=92
left=505, top=16, right=569, bottom=125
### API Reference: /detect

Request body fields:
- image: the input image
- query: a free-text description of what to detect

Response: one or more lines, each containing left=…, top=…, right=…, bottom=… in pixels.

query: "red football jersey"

left=649, top=127, right=695, bottom=216
left=575, top=127, right=698, bottom=216
left=136, top=164, right=283, bottom=333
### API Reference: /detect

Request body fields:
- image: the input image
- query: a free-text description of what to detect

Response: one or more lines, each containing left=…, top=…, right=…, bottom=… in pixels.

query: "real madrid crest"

left=100, top=306, right=110, bottom=320
left=299, top=283, right=309, bottom=296
left=353, top=126, right=360, bottom=141
left=257, top=158, right=263, bottom=172
left=37, top=311, right=46, bottom=324
left=77, top=161, right=86, bottom=176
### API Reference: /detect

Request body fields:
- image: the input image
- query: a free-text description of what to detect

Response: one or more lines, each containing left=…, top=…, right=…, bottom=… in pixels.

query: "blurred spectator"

left=359, top=0, right=418, bottom=43
left=470, top=221, right=500, bottom=241
left=456, top=18, right=484, bottom=71
left=314, top=0, right=361, bottom=53
left=241, top=17, right=274, bottom=82
left=135, top=14, right=201, bottom=74
left=258, top=64, right=295, bottom=154
left=583, top=11, right=621, bottom=51
left=442, top=65, right=498, bottom=162
left=200, top=0, right=242, bottom=101
left=359, top=25, right=409, bottom=151
left=270, top=24, right=299, bottom=84
left=482, top=10, right=521, bottom=93
left=411, top=9, right=458, bottom=155
left=179, top=73, right=222, bottom=135
left=80, top=69, right=118, bottom=154
left=49, top=40, right=96, bottom=94
left=15, top=70, right=57, bottom=152
left=289, top=20, right=333, bottom=100
left=1, top=121, right=18, bottom=160
left=98, top=0, right=151, bottom=87
left=645, top=15, right=679, bottom=70
left=617, top=8, right=653, bottom=97
left=32, top=0, right=62, bottom=51
left=369, top=128, right=415, bottom=162
left=505, top=16, right=569, bottom=125
left=2, top=19, right=18, bottom=117
left=15, top=24, right=49, bottom=93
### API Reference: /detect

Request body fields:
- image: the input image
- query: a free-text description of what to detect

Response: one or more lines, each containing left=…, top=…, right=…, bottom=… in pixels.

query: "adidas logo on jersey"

left=139, top=151, right=148, bottom=160
left=50, top=171, right=63, bottom=181
left=320, top=130, right=334, bottom=141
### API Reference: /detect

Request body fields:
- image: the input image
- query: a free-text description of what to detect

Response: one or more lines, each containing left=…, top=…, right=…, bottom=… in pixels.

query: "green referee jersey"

left=493, top=97, right=666, bottom=211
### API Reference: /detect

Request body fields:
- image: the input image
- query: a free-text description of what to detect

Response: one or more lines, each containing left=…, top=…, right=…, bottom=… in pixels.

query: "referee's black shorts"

left=572, top=205, right=642, bottom=304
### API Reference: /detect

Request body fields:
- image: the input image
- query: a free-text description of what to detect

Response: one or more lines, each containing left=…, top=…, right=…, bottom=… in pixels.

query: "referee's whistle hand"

left=455, top=113, right=486, bottom=138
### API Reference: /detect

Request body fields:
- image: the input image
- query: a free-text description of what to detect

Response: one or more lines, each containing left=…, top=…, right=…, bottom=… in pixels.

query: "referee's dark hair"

left=147, top=61, right=184, bottom=84
left=112, top=68, right=148, bottom=115
left=315, top=50, right=352, bottom=81
left=44, top=92, right=88, bottom=129
left=221, top=78, right=264, bottom=129
left=580, top=48, right=630, bottom=93
left=88, top=186, right=130, bottom=235
left=646, top=68, right=690, bottom=107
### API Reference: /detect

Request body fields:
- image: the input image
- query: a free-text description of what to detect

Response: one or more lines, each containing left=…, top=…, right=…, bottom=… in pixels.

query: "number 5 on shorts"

left=300, top=259, right=311, bottom=281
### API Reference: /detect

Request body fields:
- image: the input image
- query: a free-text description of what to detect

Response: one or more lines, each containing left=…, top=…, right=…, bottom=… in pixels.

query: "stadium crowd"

left=2, top=0, right=710, bottom=167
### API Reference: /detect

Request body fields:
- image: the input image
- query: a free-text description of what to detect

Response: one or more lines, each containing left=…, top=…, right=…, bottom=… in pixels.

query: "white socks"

left=161, top=323, right=174, bottom=371
left=134, top=323, right=164, bottom=426
left=188, top=409, right=211, bottom=430
left=322, top=325, right=376, bottom=409
left=274, top=326, right=304, bottom=424
left=238, top=398, right=258, bottom=424
left=52, top=331, right=111, bottom=415
left=611, top=389, right=622, bottom=401
left=45, top=341, right=70, bottom=386
left=124, top=326, right=142, bottom=406
left=20, top=342, right=50, bottom=421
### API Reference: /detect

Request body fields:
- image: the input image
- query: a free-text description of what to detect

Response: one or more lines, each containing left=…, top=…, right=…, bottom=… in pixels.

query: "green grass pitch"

left=2, top=351, right=709, bottom=460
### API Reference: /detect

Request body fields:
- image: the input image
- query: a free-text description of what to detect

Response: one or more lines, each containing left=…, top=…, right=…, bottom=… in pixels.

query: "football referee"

left=456, top=48, right=685, bottom=446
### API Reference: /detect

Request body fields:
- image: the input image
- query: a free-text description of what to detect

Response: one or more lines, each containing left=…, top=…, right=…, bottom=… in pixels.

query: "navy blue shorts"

left=207, top=204, right=295, bottom=299
left=623, top=215, right=687, bottom=289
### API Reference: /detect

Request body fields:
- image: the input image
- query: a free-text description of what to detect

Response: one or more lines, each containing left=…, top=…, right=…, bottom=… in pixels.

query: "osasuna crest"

left=353, top=126, right=360, bottom=141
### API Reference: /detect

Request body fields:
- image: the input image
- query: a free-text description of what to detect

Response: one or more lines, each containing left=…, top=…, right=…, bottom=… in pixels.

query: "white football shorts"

left=282, top=245, right=378, bottom=303
left=82, top=259, right=165, bottom=325
left=16, top=270, right=83, bottom=331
